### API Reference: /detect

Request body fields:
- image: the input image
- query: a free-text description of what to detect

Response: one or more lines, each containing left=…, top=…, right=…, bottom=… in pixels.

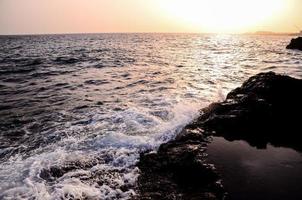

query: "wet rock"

left=39, top=159, right=100, bottom=181
left=286, top=37, right=302, bottom=51
left=137, top=128, right=225, bottom=200
left=197, top=72, right=302, bottom=150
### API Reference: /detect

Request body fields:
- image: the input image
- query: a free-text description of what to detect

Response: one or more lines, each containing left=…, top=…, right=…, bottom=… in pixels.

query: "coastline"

left=137, top=72, right=302, bottom=199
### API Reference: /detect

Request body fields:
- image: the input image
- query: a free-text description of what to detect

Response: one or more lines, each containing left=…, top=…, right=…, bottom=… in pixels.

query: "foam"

left=51, top=179, right=102, bottom=200
left=0, top=101, right=202, bottom=200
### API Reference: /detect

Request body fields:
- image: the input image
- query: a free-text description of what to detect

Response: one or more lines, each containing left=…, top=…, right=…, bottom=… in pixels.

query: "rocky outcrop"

left=196, top=72, right=302, bottom=150
left=137, top=128, right=225, bottom=200
left=286, top=37, right=302, bottom=50
left=137, top=72, right=302, bottom=199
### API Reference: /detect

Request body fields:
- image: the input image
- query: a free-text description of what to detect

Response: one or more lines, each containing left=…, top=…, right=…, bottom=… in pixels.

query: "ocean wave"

left=0, top=101, right=200, bottom=199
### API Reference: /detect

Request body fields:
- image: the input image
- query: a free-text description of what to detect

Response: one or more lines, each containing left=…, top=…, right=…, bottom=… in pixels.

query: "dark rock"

left=39, top=159, right=100, bottom=182
left=197, top=72, right=302, bottom=150
left=286, top=37, right=302, bottom=50
left=137, top=128, right=225, bottom=200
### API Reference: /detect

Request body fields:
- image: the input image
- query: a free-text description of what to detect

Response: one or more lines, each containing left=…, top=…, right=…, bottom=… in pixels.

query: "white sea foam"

left=0, top=101, right=201, bottom=200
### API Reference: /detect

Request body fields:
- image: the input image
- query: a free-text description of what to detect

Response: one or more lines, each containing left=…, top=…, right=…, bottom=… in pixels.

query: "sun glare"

left=158, top=0, right=285, bottom=33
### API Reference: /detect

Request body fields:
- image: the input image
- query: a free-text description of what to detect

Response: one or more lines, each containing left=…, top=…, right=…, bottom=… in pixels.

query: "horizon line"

left=0, top=31, right=299, bottom=37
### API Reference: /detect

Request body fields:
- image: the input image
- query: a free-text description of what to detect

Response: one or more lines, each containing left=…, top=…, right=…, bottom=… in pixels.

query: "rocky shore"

left=137, top=72, right=302, bottom=199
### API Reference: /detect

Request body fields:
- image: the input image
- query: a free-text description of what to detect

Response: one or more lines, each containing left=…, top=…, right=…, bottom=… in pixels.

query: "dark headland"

left=287, top=37, right=302, bottom=51
left=137, top=72, right=302, bottom=200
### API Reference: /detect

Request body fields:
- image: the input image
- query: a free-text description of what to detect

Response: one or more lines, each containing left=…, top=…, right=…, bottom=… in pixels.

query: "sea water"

left=0, top=33, right=301, bottom=199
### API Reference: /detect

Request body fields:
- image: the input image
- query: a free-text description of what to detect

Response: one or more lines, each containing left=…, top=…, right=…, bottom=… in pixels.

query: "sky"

left=0, top=0, right=301, bottom=35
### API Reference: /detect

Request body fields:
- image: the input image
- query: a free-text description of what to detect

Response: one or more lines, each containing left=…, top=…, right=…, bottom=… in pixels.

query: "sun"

left=158, top=0, right=285, bottom=33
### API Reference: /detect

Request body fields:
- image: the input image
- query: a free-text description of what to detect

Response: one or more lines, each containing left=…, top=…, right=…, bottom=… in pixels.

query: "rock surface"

left=137, top=128, right=225, bottom=200
left=196, top=72, right=302, bottom=151
left=286, top=37, right=302, bottom=50
left=137, top=72, right=302, bottom=199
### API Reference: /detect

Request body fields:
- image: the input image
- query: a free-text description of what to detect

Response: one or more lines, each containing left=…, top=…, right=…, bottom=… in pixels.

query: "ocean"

left=0, top=33, right=301, bottom=199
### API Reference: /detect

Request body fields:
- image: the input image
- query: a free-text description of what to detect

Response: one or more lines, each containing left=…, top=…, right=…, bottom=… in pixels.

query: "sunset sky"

left=0, top=0, right=301, bottom=35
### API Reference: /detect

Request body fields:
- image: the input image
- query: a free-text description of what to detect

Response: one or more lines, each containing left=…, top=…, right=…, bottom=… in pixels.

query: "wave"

left=0, top=101, right=201, bottom=199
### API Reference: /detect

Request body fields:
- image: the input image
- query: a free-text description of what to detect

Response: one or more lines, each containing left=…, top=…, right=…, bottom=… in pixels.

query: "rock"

left=137, top=128, right=225, bottom=200
left=286, top=37, right=302, bottom=50
left=197, top=72, right=302, bottom=150
left=39, top=159, right=100, bottom=181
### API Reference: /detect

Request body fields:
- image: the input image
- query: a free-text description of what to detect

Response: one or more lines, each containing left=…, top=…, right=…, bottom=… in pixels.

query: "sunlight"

left=158, top=0, right=285, bottom=33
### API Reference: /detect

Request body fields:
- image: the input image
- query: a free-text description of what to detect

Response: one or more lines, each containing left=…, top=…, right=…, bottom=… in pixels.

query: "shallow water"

left=0, top=33, right=302, bottom=199
left=207, top=137, right=302, bottom=200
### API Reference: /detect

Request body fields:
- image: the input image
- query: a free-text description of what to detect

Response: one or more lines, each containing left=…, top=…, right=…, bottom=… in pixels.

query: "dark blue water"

left=0, top=34, right=301, bottom=199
